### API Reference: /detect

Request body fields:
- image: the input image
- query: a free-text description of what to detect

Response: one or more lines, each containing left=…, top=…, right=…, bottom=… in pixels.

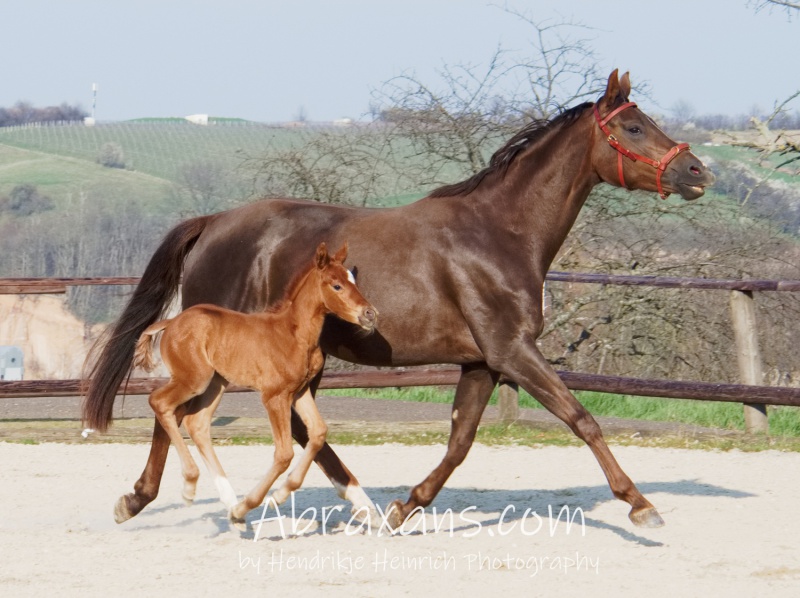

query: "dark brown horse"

left=126, top=242, right=376, bottom=528
left=83, top=70, right=714, bottom=529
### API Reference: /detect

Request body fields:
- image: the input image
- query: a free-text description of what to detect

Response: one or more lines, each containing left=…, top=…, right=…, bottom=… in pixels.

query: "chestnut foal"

left=124, top=242, right=377, bottom=529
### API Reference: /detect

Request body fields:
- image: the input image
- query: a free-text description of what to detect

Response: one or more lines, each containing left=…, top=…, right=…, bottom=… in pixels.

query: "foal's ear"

left=332, top=242, right=348, bottom=264
left=315, top=242, right=330, bottom=269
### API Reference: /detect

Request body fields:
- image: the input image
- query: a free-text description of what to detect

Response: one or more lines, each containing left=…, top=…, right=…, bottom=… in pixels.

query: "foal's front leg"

left=292, top=368, right=376, bottom=521
left=271, top=388, right=329, bottom=505
left=229, top=390, right=294, bottom=529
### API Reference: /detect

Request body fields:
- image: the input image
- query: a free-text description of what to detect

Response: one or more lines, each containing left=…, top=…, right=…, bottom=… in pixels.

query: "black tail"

left=81, top=215, right=211, bottom=431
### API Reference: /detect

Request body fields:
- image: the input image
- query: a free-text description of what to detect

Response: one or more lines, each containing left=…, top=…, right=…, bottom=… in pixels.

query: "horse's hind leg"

left=386, top=364, right=497, bottom=528
left=182, top=375, right=237, bottom=510
left=115, top=414, right=178, bottom=523
left=271, top=388, right=328, bottom=505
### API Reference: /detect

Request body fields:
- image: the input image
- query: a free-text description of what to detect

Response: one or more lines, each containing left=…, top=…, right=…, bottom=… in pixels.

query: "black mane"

left=429, top=102, right=593, bottom=198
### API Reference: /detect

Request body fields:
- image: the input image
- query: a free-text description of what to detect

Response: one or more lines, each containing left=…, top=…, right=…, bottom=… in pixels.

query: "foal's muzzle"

left=358, top=307, right=378, bottom=331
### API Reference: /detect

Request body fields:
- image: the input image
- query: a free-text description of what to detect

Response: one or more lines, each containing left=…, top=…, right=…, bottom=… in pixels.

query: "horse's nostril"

left=690, top=165, right=701, bottom=175
left=365, top=308, right=376, bottom=321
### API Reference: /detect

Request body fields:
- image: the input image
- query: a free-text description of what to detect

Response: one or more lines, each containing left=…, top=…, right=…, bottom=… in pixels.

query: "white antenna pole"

left=92, top=83, right=97, bottom=119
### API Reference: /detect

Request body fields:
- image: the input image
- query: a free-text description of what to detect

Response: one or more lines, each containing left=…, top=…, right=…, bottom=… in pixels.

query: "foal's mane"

left=429, top=102, right=593, bottom=198
left=266, top=260, right=318, bottom=314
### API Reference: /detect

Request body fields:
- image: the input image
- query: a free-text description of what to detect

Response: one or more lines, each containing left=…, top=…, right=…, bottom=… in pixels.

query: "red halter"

left=594, top=102, right=691, bottom=199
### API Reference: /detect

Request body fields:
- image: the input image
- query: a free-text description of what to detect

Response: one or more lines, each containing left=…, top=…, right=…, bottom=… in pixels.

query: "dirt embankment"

left=0, top=295, right=100, bottom=379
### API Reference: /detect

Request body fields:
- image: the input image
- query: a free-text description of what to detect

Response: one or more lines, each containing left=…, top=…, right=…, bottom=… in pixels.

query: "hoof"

left=182, top=492, right=195, bottom=507
left=114, top=495, right=134, bottom=524
left=629, top=506, right=665, bottom=528
left=229, top=502, right=249, bottom=532
left=351, top=505, right=378, bottom=527
left=229, top=510, right=247, bottom=532
left=385, top=500, right=406, bottom=531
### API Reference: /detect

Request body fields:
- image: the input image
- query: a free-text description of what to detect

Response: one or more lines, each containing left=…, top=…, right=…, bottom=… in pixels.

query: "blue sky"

left=3, top=1, right=798, bottom=122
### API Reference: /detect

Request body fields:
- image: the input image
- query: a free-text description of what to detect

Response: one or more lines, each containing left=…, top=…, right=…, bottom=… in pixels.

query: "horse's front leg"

left=386, top=363, right=498, bottom=529
left=229, top=390, right=294, bottom=530
left=501, top=341, right=664, bottom=528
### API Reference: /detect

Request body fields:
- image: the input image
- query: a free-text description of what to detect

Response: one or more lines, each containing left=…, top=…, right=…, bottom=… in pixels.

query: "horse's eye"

left=628, top=126, right=642, bottom=135
left=333, top=284, right=343, bottom=291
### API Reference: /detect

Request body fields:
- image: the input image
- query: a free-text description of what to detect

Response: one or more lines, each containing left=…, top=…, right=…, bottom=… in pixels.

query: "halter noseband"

left=594, top=102, right=690, bottom=199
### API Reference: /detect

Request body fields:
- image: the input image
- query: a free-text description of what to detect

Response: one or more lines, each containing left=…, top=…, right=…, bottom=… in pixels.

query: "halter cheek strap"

left=594, top=102, right=691, bottom=199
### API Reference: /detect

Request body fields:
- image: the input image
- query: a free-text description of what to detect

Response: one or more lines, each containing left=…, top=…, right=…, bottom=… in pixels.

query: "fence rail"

left=2, top=273, right=799, bottom=432
left=1, top=369, right=798, bottom=406
left=3, top=273, right=800, bottom=293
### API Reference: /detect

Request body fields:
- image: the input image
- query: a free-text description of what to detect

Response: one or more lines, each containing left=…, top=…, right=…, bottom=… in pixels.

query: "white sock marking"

left=214, top=476, right=239, bottom=509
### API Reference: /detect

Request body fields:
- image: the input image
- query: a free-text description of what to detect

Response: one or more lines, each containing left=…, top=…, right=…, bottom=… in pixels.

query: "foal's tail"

left=81, top=215, right=212, bottom=432
left=132, top=320, right=170, bottom=373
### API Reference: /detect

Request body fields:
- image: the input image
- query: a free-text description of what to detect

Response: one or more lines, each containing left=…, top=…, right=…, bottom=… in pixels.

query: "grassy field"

left=0, top=121, right=306, bottom=184
left=0, top=142, right=174, bottom=212
left=322, top=386, right=800, bottom=437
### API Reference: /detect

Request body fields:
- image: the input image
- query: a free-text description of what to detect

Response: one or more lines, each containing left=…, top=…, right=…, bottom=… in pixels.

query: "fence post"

left=729, top=290, right=769, bottom=434
left=498, top=381, right=519, bottom=422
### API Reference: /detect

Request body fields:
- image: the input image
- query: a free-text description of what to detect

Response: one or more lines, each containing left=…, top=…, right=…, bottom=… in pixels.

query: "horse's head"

left=314, top=241, right=377, bottom=331
left=592, top=69, right=715, bottom=200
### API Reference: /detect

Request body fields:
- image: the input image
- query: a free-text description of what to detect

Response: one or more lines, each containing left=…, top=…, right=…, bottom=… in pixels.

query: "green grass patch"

left=321, top=386, right=800, bottom=437
left=216, top=423, right=800, bottom=452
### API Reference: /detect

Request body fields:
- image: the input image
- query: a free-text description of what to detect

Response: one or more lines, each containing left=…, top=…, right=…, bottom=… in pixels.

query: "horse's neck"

left=483, top=114, right=599, bottom=273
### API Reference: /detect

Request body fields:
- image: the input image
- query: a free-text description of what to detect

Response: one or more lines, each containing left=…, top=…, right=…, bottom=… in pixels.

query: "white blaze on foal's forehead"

left=347, top=269, right=356, bottom=285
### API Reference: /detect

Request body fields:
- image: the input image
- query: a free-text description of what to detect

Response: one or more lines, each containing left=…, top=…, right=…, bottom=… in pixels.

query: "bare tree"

left=242, top=126, right=408, bottom=207
left=175, top=159, right=248, bottom=216
left=500, top=9, right=606, bottom=119
left=370, top=14, right=608, bottom=189
left=749, top=0, right=800, bottom=15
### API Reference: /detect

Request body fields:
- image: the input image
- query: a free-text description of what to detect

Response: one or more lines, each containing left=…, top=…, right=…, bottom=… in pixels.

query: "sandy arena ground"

left=0, top=441, right=798, bottom=597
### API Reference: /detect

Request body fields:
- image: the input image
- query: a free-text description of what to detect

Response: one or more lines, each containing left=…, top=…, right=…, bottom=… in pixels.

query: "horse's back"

left=180, top=196, right=485, bottom=366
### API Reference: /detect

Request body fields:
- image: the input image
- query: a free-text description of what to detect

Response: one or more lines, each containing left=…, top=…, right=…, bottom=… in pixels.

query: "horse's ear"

left=599, top=69, right=621, bottom=111
left=619, top=71, right=631, bottom=101
left=315, top=242, right=330, bottom=269
left=332, top=242, right=348, bottom=264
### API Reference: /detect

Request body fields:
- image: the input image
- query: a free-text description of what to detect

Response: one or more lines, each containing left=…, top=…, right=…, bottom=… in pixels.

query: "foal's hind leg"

left=182, top=375, right=237, bottom=509
left=147, top=380, right=208, bottom=506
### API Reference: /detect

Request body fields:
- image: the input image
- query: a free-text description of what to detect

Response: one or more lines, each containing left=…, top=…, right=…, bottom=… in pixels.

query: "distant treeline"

left=0, top=101, right=87, bottom=127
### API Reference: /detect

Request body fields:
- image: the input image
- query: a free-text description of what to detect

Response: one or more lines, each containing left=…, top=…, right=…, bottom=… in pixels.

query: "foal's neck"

left=273, top=269, right=328, bottom=341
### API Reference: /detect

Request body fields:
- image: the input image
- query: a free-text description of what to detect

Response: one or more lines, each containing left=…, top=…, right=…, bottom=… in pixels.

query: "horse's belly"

left=319, top=311, right=483, bottom=367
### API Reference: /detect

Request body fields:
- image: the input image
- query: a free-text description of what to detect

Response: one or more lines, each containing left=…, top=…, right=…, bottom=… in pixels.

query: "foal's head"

left=592, top=69, right=715, bottom=200
left=313, top=242, right=377, bottom=331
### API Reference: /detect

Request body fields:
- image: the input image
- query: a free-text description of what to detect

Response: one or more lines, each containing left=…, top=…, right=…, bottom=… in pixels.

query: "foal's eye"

left=333, top=284, right=343, bottom=291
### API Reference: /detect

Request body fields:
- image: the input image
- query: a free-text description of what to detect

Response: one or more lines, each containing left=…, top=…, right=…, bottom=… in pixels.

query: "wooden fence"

left=2, top=272, right=799, bottom=434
